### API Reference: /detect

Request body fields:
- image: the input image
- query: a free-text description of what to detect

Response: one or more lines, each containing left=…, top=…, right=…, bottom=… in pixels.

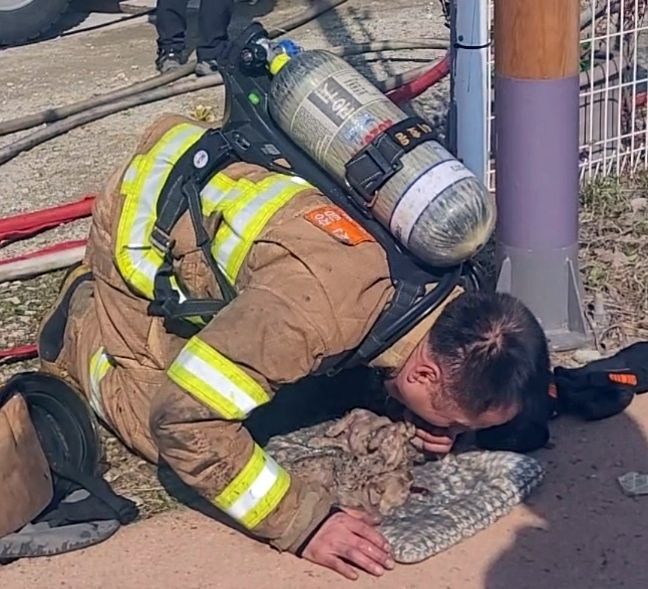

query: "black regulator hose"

left=0, top=0, right=351, bottom=138
left=0, top=40, right=449, bottom=167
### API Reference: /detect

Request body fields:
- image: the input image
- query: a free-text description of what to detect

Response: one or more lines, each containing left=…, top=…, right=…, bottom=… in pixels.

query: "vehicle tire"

left=0, top=0, right=72, bottom=46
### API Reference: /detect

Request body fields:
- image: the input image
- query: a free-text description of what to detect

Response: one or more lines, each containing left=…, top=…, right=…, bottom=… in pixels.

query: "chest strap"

left=315, top=262, right=481, bottom=377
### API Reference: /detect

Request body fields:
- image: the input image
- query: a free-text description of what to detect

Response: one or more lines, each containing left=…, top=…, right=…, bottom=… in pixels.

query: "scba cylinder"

left=268, top=49, right=496, bottom=267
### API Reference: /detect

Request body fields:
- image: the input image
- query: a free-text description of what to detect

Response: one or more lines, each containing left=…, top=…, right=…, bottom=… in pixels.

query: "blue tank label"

left=341, top=112, right=377, bottom=146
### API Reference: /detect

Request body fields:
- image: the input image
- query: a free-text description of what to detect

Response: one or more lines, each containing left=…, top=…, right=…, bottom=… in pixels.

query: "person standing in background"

left=155, top=0, right=234, bottom=76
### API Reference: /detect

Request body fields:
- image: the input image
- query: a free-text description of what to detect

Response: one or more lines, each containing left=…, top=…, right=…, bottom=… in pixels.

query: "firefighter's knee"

left=149, top=387, right=171, bottom=444
left=149, top=387, right=215, bottom=457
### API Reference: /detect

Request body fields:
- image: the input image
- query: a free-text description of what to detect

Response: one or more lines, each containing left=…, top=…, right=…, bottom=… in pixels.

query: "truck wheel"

left=0, top=0, right=72, bottom=46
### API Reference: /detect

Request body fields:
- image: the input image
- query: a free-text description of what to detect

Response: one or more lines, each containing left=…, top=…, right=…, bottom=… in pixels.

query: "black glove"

left=553, top=341, right=648, bottom=420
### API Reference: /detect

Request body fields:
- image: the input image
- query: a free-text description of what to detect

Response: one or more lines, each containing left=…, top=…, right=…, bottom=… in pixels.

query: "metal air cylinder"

left=267, top=49, right=496, bottom=267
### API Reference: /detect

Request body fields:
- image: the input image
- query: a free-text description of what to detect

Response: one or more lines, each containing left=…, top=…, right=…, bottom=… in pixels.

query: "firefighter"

left=36, top=113, right=550, bottom=580
left=154, top=0, right=233, bottom=75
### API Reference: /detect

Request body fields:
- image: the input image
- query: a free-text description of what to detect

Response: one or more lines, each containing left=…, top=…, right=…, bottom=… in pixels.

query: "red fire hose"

left=0, top=344, right=37, bottom=363
left=386, top=54, right=451, bottom=104
left=0, top=196, right=94, bottom=243
left=0, top=240, right=87, bottom=283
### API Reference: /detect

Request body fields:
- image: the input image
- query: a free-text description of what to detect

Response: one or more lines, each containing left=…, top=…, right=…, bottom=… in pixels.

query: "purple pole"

left=494, top=0, right=590, bottom=351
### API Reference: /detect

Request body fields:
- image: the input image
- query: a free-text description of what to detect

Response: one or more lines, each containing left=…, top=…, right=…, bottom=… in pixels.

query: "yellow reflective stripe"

left=212, top=174, right=311, bottom=283
left=116, top=123, right=206, bottom=299
left=167, top=336, right=270, bottom=420
left=121, top=156, right=141, bottom=194
left=89, top=347, right=111, bottom=420
left=214, top=444, right=291, bottom=529
left=118, top=122, right=310, bottom=305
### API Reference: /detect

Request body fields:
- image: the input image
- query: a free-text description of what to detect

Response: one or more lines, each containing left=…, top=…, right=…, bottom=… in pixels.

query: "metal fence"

left=485, top=0, right=648, bottom=190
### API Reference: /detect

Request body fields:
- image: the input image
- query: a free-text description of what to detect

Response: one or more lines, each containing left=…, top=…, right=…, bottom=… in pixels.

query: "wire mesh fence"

left=485, top=0, right=648, bottom=190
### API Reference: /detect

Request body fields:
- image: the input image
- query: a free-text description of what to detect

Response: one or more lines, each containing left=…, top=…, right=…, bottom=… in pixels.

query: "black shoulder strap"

left=144, top=22, right=480, bottom=356
left=315, top=264, right=471, bottom=377
left=147, top=129, right=238, bottom=335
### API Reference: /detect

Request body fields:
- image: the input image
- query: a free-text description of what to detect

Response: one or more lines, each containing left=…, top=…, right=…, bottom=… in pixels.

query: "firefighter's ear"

left=404, top=342, right=442, bottom=388
left=410, top=361, right=441, bottom=387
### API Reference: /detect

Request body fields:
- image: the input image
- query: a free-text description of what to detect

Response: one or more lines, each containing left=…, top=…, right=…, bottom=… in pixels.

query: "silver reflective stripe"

left=230, top=178, right=297, bottom=234
left=201, top=181, right=239, bottom=214
left=167, top=336, right=270, bottom=420
left=117, top=123, right=206, bottom=299
left=89, top=347, right=111, bottom=421
left=225, top=455, right=283, bottom=521
left=129, top=127, right=205, bottom=247
left=213, top=443, right=291, bottom=530
left=123, top=164, right=139, bottom=185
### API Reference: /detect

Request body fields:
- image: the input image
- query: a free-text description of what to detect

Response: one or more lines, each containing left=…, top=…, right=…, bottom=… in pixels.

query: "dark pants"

left=156, top=0, right=234, bottom=61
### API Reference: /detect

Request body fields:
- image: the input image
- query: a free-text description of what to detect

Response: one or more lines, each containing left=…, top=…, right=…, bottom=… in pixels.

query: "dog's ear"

left=475, top=416, right=551, bottom=453
left=366, top=479, right=383, bottom=506
left=476, top=388, right=553, bottom=454
left=324, top=413, right=353, bottom=437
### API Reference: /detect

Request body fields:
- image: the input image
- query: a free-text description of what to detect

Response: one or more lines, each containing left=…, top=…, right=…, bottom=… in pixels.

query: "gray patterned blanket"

left=265, top=412, right=544, bottom=564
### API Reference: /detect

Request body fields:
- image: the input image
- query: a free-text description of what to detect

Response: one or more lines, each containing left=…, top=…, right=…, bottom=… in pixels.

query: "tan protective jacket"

left=38, top=114, right=462, bottom=553
left=0, top=393, right=53, bottom=537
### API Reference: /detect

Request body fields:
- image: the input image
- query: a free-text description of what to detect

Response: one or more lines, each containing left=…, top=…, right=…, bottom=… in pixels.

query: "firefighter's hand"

left=301, top=508, right=395, bottom=580
left=403, top=409, right=457, bottom=455
left=410, top=426, right=457, bottom=455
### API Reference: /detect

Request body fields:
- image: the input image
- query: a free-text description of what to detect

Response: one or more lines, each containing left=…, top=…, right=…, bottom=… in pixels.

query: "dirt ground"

left=2, top=396, right=648, bottom=589
left=1, top=0, right=648, bottom=587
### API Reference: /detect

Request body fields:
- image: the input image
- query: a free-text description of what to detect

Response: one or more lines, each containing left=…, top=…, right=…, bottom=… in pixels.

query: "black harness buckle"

left=345, top=116, right=438, bottom=206
left=345, top=133, right=404, bottom=205
left=149, top=225, right=175, bottom=255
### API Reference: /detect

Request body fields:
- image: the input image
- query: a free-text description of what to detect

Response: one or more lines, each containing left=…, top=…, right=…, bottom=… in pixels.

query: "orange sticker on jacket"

left=304, top=205, right=375, bottom=246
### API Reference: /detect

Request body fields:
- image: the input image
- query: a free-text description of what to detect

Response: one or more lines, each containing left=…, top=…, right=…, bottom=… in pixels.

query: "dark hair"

left=427, top=291, right=550, bottom=416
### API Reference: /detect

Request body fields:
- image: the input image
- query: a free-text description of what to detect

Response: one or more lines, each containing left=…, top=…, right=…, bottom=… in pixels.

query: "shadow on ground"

left=486, top=400, right=648, bottom=589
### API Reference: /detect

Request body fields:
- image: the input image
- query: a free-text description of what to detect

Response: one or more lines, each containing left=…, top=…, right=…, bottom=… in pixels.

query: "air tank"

left=266, top=48, right=496, bottom=267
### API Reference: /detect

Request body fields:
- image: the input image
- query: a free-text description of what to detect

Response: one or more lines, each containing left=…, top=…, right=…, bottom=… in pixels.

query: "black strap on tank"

left=345, top=116, right=438, bottom=206
left=326, top=115, right=471, bottom=373
left=147, top=129, right=238, bottom=336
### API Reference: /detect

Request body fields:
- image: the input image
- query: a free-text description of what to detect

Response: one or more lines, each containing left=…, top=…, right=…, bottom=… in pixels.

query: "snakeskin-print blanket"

left=265, top=419, right=545, bottom=564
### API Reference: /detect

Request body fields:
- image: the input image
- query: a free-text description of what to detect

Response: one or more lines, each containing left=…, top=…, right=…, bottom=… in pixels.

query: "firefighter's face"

left=384, top=340, right=519, bottom=436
